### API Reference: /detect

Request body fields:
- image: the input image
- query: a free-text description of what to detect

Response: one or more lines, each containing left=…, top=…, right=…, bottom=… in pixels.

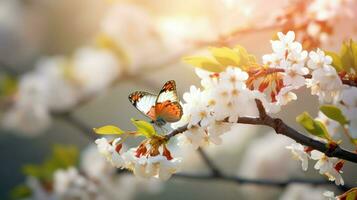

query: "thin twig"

left=173, top=173, right=352, bottom=192
left=115, top=169, right=352, bottom=192
left=54, top=112, right=97, bottom=140
left=197, top=148, right=222, bottom=176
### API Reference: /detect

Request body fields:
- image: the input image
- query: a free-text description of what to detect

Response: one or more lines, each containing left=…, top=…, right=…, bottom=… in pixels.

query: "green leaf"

left=296, top=112, right=331, bottom=140
left=183, top=56, right=224, bottom=72
left=351, top=40, right=357, bottom=71
left=131, top=119, right=157, bottom=138
left=347, top=191, right=357, bottom=200
left=10, top=185, right=32, bottom=200
left=320, top=105, right=349, bottom=126
left=93, top=125, right=124, bottom=135
left=0, top=74, right=17, bottom=97
left=340, top=40, right=356, bottom=72
left=209, top=47, right=241, bottom=66
left=325, top=51, right=344, bottom=72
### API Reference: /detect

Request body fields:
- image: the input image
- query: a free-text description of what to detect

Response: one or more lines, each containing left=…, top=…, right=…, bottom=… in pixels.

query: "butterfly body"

left=128, top=80, right=183, bottom=126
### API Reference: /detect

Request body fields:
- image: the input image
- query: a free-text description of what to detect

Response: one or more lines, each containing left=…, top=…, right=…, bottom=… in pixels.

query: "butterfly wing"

left=128, top=91, right=157, bottom=121
left=155, top=80, right=183, bottom=122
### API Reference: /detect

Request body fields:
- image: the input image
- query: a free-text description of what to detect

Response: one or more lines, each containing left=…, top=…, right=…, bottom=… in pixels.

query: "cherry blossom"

left=72, top=47, right=122, bottom=96
left=123, top=148, right=181, bottom=180
left=53, top=167, right=99, bottom=200
left=286, top=142, right=310, bottom=171
left=95, top=137, right=125, bottom=168
left=310, top=150, right=344, bottom=185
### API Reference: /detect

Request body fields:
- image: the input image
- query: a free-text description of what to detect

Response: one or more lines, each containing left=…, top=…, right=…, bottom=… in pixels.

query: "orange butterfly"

left=128, top=80, right=183, bottom=126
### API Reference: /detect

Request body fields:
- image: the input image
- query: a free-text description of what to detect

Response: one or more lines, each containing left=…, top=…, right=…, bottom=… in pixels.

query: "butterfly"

left=128, top=80, right=183, bottom=126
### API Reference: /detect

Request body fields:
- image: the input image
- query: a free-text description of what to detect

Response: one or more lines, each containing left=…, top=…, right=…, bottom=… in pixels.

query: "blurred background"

left=1, top=0, right=357, bottom=199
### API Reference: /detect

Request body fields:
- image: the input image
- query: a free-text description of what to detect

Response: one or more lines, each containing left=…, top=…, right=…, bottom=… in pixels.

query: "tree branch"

left=165, top=100, right=357, bottom=163
left=173, top=173, right=352, bottom=192
left=303, top=74, right=357, bottom=88
left=197, top=148, right=222, bottom=176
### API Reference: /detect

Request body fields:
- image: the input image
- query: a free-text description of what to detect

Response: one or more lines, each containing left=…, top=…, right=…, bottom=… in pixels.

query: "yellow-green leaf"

left=233, top=45, right=257, bottom=66
left=131, top=119, right=157, bottom=138
left=0, top=74, right=17, bottom=97
left=93, top=125, right=124, bottom=135
left=340, top=40, right=356, bottom=72
left=337, top=188, right=357, bottom=200
left=351, top=40, right=357, bottom=70
left=296, top=112, right=331, bottom=140
left=320, top=105, right=349, bottom=126
left=183, top=56, right=224, bottom=72
left=209, top=47, right=241, bottom=67
left=325, top=51, right=344, bottom=72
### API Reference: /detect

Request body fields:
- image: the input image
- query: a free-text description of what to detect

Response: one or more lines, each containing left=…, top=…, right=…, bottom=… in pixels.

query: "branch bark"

left=166, top=99, right=357, bottom=163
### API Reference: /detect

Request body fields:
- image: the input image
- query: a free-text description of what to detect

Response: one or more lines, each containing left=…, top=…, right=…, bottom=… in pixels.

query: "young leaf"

left=320, top=105, right=349, bottom=126
left=183, top=56, right=224, bottom=72
left=351, top=40, right=357, bottom=70
left=209, top=47, right=241, bottom=66
left=233, top=45, right=256, bottom=66
left=131, top=119, right=157, bottom=138
left=93, top=125, right=124, bottom=135
left=296, top=112, right=331, bottom=140
left=340, top=40, right=356, bottom=72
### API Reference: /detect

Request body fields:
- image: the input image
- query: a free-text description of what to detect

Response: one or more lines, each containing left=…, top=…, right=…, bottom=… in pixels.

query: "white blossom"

left=341, top=87, right=357, bottom=119
left=53, top=167, right=100, bottom=200
left=101, top=3, right=168, bottom=72
left=307, top=49, right=333, bottom=71
left=276, top=86, right=297, bottom=106
left=311, top=150, right=344, bottom=185
left=308, top=0, right=351, bottom=21
left=323, top=191, right=336, bottom=200
left=195, top=68, right=219, bottom=89
left=95, top=137, right=125, bottom=168
left=178, top=126, right=209, bottom=149
left=34, top=57, right=80, bottom=111
left=307, top=50, right=343, bottom=103
left=271, top=31, right=302, bottom=56
left=286, top=142, right=309, bottom=171
left=182, top=86, right=214, bottom=128
left=283, top=61, right=309, bottom=89
left=72, top=47, right=121, bottom=96
left=123, top=148, right=181, bottom=180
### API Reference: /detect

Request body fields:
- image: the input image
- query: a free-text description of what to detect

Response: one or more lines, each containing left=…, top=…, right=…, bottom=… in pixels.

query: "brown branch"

left=165, top=100, right=357, bottom=163
left=303, top=74, right=357, bottom=88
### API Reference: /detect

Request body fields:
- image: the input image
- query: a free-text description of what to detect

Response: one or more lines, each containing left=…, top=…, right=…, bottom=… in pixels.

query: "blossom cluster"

left=286, top=142, right=344, bottom=185
left=95, top=136, right=181, bottom=181
left=171, top=67, right=258, bottom=149
left=21, top=145, right=162, bottom=200
left=262, top=31, right=344, bottom=105
left=275, top=0, right=355, bottom=49
left=175, top=31, right=355, bottom=188
left=2, top=49, right=121, bottom=135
